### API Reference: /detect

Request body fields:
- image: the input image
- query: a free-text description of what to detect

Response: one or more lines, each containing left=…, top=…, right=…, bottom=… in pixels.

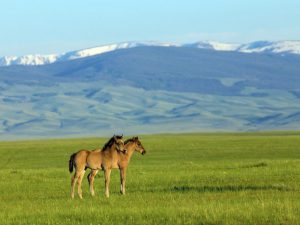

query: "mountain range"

left=1, top=40, right=300, bottom=66
left=0, top=41, right=300, bottom=140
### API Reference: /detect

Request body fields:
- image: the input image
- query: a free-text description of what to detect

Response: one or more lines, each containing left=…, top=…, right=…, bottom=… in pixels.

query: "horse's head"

left=132, top=136, right=146, bottom=155
left=113, top=134, right=126, bottom=153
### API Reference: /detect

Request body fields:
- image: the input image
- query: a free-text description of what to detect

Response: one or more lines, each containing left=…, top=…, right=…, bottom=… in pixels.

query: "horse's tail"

left=69, top=153, right=76, bottom=173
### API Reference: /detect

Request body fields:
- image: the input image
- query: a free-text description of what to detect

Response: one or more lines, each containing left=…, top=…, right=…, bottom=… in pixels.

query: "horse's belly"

left=87, top=154, right=102, bottom=169
left=112, top=163, right=119, bottom=169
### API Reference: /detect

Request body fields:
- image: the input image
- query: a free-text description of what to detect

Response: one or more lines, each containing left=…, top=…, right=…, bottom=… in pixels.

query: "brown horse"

left=69, top=135, right=126, bottom=199
left=87, top=136, right=146, bottom=197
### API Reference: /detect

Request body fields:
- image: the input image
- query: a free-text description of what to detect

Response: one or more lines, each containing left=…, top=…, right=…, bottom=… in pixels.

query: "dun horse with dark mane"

left=87, top=136, right=146, bottom=197
left=69, top=135, right=126, bottom=199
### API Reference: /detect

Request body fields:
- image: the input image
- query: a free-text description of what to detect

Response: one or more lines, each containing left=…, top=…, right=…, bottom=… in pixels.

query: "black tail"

left=69, top=153, right=76, bottom=173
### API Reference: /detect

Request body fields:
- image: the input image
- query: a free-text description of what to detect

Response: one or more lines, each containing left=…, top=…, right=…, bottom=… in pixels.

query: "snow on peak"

left=184, top=40, right=300, bottom=54
left=1, top=40, right=300, bottom=67
left=0, top=54, right=59, bottom=66
left=0, top=41, right=176, bottom=67
left=61, top=42, right=142, bottom=61
left=184, top=41, right=239, bottom=51
left=237, top=40, right=300, bottom=54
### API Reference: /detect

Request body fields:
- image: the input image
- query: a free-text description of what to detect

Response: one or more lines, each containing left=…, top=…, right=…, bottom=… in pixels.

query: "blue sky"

left=0, top=0, right=299, bottom=56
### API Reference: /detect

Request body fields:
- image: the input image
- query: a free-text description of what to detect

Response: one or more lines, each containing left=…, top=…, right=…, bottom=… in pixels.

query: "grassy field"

left=0, top=132, right=300, bottom=225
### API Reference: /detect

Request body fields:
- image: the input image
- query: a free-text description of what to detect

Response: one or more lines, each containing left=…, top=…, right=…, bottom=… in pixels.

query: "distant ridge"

left=1, top=40, right=300, bottom=66
left=1, top=45, right=300, bottom=139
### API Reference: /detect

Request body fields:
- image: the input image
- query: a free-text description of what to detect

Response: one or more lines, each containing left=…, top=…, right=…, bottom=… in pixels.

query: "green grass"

left=0, top=132, right=300, bottom=225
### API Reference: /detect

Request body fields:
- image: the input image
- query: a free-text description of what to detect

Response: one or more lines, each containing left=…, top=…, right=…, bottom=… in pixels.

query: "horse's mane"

left=102, top=135, right=123, bottom=151
left=124, top=137, right=137, bottom=144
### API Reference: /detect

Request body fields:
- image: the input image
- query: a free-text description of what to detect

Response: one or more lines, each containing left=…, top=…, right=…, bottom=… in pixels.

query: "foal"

left=87, top=136, right=146, bottom=196
left=69, top=135, right=126, bottom=199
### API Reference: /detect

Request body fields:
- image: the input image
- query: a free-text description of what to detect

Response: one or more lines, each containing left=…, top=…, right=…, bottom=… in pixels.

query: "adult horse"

left=87, top=136, right=146, bottom=197
left=68, top=135, right=126, bottom=199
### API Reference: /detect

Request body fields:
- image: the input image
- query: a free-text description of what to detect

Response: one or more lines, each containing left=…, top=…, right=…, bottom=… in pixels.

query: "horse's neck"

left=104, top=144, right=117, bottom=154
left=125, top=142, right=136, bottom=159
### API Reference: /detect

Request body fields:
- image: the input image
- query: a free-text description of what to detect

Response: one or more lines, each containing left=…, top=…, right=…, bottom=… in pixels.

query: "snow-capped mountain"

left=183, top=40, right=300, bottom=54
left=185, top=40, right=300, bottom=54
left=0, top=41, right=176, bottom=66
left=1, top=40, right=300, bottom=67
left=1, top=45, right=300, bottom=139
left=57, top=41, right=175, bottom=62
left=237, top=40, right=300, bottom=54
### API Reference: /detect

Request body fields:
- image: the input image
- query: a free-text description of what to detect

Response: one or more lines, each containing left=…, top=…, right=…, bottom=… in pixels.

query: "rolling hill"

left=0, top=45, right=300, bottom=139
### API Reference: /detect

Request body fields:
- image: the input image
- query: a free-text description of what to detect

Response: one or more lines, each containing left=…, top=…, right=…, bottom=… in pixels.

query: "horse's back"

left=86, top=149, right=103, bottom=170
left=75, top=149, right=90, bottom=157
left=73, top=150, right=90, bottom=168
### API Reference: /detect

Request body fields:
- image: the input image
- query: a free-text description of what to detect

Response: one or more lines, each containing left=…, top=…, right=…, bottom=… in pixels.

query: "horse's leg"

left=87, top=171, right=93, bottom=195
left=71, top=170, right=80, bottom=199
left=120, top=168, right=127, bottom=195
left=104, top=169, right=111, bottom=198
left=88, top=170, right=98, bottom=196
left=77, top=170, right=85, bottom=199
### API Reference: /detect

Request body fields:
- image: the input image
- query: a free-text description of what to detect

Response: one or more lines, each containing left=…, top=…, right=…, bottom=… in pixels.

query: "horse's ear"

left=134, top=136, right=138, bottom=141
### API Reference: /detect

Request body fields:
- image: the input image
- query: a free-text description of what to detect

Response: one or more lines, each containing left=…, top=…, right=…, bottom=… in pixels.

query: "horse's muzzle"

left=142, top=150, right=146, bottom=155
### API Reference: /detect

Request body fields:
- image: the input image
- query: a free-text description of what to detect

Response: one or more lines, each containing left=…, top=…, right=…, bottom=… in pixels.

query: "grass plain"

left=0, top=132, right=300, bottom=225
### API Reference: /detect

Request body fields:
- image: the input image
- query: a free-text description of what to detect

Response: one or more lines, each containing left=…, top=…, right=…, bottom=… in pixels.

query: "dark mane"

left=124, top=137, right=137, bottom=144
left=102, top=135, right=123, bottom=151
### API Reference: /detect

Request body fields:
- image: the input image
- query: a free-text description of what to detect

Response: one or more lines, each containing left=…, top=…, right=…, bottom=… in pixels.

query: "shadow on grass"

left=227, top=162, right=268, bottom=170
left=172, top=184, right=292, bottom=193
left=240, top=162, right=268, bottom=169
